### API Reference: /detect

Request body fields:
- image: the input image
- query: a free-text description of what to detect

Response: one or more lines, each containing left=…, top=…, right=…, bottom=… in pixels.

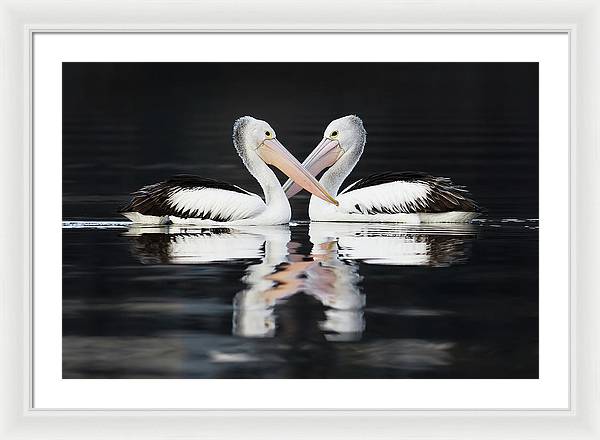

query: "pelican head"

left=233, top=116, right=338, bottom=205
left=283, top=115, right=366, bottom=198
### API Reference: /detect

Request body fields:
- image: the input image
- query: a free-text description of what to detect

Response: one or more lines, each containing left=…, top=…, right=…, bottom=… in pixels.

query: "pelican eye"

left=330, top=130, right=339, bottom=138
left=265, top=130, right=272, bottom=138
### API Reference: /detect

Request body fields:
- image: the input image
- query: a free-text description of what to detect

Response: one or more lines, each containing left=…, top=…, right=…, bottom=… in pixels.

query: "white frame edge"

left=1, top=0, right=598, bottom=439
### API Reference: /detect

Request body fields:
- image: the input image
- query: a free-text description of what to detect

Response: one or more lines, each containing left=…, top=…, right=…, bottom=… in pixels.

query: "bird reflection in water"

left=232, top=226, right=365, bottom=340
left=125, top=222, right=476, bottom=341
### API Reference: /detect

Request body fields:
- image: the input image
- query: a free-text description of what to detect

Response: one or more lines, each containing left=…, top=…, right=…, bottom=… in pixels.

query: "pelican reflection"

left=124, top=225, right=282, bottom=264
left=309, top=222, right=476, bottom=266
left=125, top=224, right=365, bottom=340
left=124, top=222, right=476, bottom=340
left=231, top=228, right=365, bottom=340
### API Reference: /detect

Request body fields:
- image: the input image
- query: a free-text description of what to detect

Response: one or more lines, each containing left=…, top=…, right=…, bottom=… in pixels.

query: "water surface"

left=63, top=219, right=538, bottom=379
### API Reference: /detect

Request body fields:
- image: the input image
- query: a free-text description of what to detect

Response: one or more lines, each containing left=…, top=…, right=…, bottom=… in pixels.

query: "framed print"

left=34, top=32, right=567, bottom=410
left=1, top=0, right=599, bottom=439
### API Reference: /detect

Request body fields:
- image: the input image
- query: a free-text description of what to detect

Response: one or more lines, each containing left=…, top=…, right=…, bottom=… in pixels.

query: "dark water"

left=62, top=220, right=538, bottom=379
left=61, top=62, right=539, bottom=378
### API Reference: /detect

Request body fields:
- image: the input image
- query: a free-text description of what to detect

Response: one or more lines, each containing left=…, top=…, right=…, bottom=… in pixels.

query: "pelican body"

left=283, top=115, right=480, bottom=223
left=120, top=117, right=337, bottom=226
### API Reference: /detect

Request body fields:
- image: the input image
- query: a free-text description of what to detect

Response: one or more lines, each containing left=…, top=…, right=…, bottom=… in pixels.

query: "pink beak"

left=283, top=138, right=344, bottom=198
left=257, top=138, right=338, bottom=206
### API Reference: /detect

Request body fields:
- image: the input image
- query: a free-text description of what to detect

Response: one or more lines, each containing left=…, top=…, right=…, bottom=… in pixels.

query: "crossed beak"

left=282, top=138, right=344, bottom=198
left=257, top=138, right=339, bottom=206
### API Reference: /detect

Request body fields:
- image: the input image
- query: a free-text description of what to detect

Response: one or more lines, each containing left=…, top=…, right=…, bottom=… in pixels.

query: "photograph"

left=62, top=61, right=539, bottom=379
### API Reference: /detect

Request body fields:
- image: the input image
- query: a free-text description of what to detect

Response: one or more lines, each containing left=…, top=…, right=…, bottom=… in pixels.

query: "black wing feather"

left=341, top=171, right=481, bottom=214
left=119, top=174, right=253, bottom=221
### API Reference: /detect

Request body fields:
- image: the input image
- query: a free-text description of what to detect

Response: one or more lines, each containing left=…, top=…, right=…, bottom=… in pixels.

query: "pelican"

left=120, top=116, right=337, bottom=225
left=283, top=115, right=480, bottom=223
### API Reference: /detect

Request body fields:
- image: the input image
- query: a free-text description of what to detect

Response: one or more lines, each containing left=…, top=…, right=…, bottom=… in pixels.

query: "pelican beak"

left=258, top=138, right=339, bottom=206
left=282, top=138, right=343, bottom=198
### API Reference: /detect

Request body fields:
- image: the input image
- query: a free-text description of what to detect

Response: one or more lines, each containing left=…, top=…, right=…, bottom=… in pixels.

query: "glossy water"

left=62, top=219, right=538, bottom=378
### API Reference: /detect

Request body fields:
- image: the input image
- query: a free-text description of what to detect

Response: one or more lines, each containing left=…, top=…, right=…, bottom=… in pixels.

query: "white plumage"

left=339, top=181, right=431, bottom=214
left=167, top=187, right=266, bottom=224
left=309, top=178, right=479, bottom=223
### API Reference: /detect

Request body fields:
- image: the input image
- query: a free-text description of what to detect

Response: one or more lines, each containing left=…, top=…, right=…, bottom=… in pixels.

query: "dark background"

left=62, top=62, right=539, bottom=220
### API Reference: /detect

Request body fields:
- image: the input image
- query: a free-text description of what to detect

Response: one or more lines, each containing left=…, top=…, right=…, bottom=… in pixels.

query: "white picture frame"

left=1, top=0, right=598, bottom=438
